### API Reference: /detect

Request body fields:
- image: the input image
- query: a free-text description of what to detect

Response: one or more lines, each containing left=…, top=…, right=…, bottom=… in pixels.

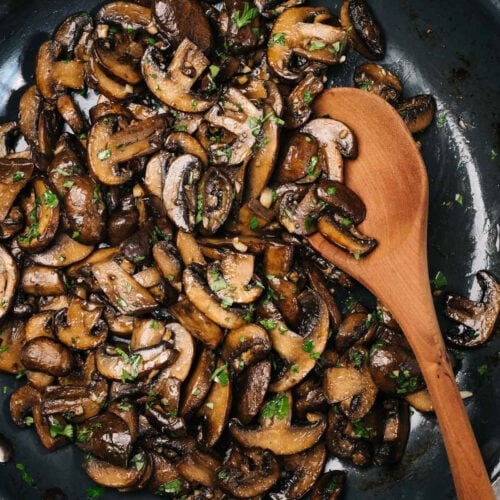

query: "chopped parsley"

left=326, top=478, right=337, bottom=493
left=309, top=40, right=327, bottom=51
left=87, top=486, right=105, bottom=499
left=16, top=463, right=34, bottom=486
left=249, top=216, right=260, bottom=230
left=72, top=231, right=80, bottom=239
left=156, top=479, right=182, bottom=495
left=210, top=364, right=229, bottom=387
left=259, top=318, right=277, bottom=330
left=437, top=112, right=447, bottom=127
left=454, top=193, right=463, bottom=205
left=431, top=271, right=447, bottom=289
left=209, top=65, right=220, bottom=78
left=18, top=223, right=39, bottom=244
left=232, top=2, right=258, bottom=30
left=218, top=470, right=228, bottom=480
left=49, top=419, right=73, bottom=439
left=42, top=189, right=59, bottom=208
left=77, top=427, right=93, bottom=443
left=326, top=186, right=337, bottom=195
left=307, top=156, right=319, bottom=176
left=0, top=345, right=9, bottom=354
left=388, top=369, right=419, bottom=394
left=115, top=347, right=142, bottom=382
left=261, top=393, right=289, bottom=420
left=63, top=180, right=74, bottom=188
left=12, top=171, right=25, bottom=182
left=291, top=364, right=299, bottom=373
left=491, top=149, right=497, bottom=160
left=97, top=148, right=111, bottom=160
left=477, top=364, right=488, bottom=376
left=352, top=419, right=371, bottom=439
left=303, top=90, right=314, bottom=105
left=269, top=32, right=286, bottom=46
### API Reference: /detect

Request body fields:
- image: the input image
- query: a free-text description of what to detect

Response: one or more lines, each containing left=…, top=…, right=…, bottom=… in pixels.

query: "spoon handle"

left=394, top=293, right=494, bottom=500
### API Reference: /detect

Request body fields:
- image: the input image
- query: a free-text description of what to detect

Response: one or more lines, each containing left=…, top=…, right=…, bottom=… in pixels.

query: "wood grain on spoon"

left=309, top=88, right=494, bottom=500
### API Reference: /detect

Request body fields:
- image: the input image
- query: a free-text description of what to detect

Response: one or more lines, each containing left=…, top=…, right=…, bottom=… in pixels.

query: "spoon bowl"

left=308, top=87, right=494, bottom=500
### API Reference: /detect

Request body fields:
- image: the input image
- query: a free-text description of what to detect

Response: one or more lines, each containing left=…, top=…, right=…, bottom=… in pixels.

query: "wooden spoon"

left=309, top=88, right=494, bottom=500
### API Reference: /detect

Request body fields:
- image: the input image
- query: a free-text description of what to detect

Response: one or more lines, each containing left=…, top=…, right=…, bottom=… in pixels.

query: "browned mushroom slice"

left=284, top=73, right=324, bottom=129
left=83, top=451, right=150, bottom=489
left=223, top=0, right=264, bottom=54
left=207, top=253, right=263, bottom=305
left=9, top=385, right=41, bottom=427
left=18, top=178, right=60, bottom=253
left=218, top=447, right=281, bottom=497
left=95, top=342, right=175, bottom=382
left=199, top=167, right=234, bottom=234
left=162, top=154, right=202, bottom=233
left=152, top=241, right=182, bottom=288
left=374, top=398, right=410, bottom=465
left=55, top=298, right=108, bottom=350
left=276, top=184, right=324, bottom=236
left=42, top=377, right=108, bottom=423
left=56, top=95, right=88, bottom=135
left=169, top=297, right=223, bottom=349
left=152, top=0, right=213, bottom=53
left=142, top=40, right=214, bottom=112
left=264, top=242, right=294, bottom=277
left=21, top=266, right=65, bottom=296
left=325, top=346, right=378, bottom=420
left=340, top=0, right=384, bottom=60
left=130, top=318, right=164, bottom=351
left=180, top=347, right=216, bottom=418
left=165, top=132, right=208, bottom=167
left=221, top=324, right=271, bottom=374
left=443, top=270, right=500, bottom=347
left=183, top=265, right=246, bottom=329
left=368, top=326, right=424, bottom=395
left=0, top=206, right=23, bottom=240
left=25, top=312, right=55, bottom=341
left=229, top=391, right=326, bottom=455
left=53, top=12, right=94, bottom=62
left=397, top=95, right=436, bottom=134
left=88, top=56, right=137, bottom=101
left=273, top=442, right=326, bottom=499
left=245, top=104, right=281, bottom=201
left=199, top=235, right=269, bottom=255
left=96, top=1, right=152, bottom=31
left=354, top=63, right=402, bottom=105
left=37, top=104, right=63, bottom=162
left=0, top=245, right=18, bottom=319
left=317, top=180, right=366, bottom=225
left=20, top=337, right=72, bottom=377
left=334, top=311, right=378, bottom=353
left=92, top=259, right=157, bottom=314
left=235, top=359, right=271, bottom=424
left=88, top=115, right=169, bottom=186
left=265, top=291, right=329, bottom=392
left=35, top=41, right=85, bottom=100
left=77, top=412, right=132, bottom=467
left=405, top=389, right=434, bottom=413
left=161, top=323, right=194, bottom=382
left=31, top=233, right=94, bottom=267
left=177, top=449, right=220, bottom=488
left=0, top=157, right=33, bottom=221
left=317, top=213, right=377, bottom=258
left=276, top=132, right=320, bottom=184
left=268, top=7, right=346, bottom=82
left=93, top=34, right=143, bottom=85
left=144, top=151, right=170, bottom=198
left=19, top=85, right=42, bottom=146
left=148, top=453, right=188, bottom=495
left=311, top=470, right=347, bottom=500
left=197, top=359, right=232, bottom=448
left=176, top=230, right=206, bottom=266
left=205, top=87, right=263, bottom=168
left=33, top=408, right=71, bottom=451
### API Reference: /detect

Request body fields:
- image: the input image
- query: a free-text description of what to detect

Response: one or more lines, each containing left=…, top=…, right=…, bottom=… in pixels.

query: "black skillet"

left=0, top=1, right=499, bottom=498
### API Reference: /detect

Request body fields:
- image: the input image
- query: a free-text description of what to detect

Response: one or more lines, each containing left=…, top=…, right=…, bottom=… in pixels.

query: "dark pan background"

left=0, top=1, right=499, bottom=498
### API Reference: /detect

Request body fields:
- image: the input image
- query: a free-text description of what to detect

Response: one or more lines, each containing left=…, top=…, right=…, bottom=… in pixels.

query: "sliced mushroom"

left=95, top=342, right=175, bottom=381
left=53, top=12, right=94, bottom=62
left=162, top=154, right=202, bottom=233
left=276, top=132, right=320, bottom=184
left=83, top=451, right=150, bottom=489
left=334, top=311, right=378, bottom=353
left=180, top=347, right=216, bottom=418
left=35, top=41, right=85, bottom=100
left=217, top=447, right=281, bottom=498
left=317, top=180, right=366, bottom=224
left=152, top=0, right=213, bottom=53
left=199, top=167, right=234, bottom=234
left=284, top=73, right=324, bottom=129
left=77, top=412, right=132, bottom=467
left=340, top=0, right=384, bottom=60
left=20, top=337, right=73, bottom=376
left=311, top=470, right=347, bottom=500
left=0, top=157, right=33, bottom=221
left=176, top=230, right=206, bottom=266
left=55, top=298, right=108, bottom=350
left=324, top=346, right=378, bottom=420
left=92, top=259, right=157, bottom=314
left=268, top=7, right=346, bottom=82
left=183, top=264, right=246, bottom=329
left=443, top=270, right=500, bottom=347
left=229, top=391, right=326, bottom=455
left=31, top=233, right=94, bottom=267
left=273, top=442, right=326, bottom=499
left=317, top=213, right=377, bottom=257
left=176, top=449, right=220, bottom=488
left=9, top=384, right=42, bottom=427
left=96, top=2, right=152, bottom=31
left=161, top=323, right=195, bottom=382
left=221, top=324, right=271, bottom=374
left=234, top=359, right=272, bottom=424
left=21, top=266, right=65, bottom=296
left=87, top=115, right=169, bottom=185
left=197, top=359, right=232, bottom=448
left=0, top=245, right=18, bottom=319
left=56, top=95, right=88, bottom=135
left=0, top=206, right=23, bottom=240
left=169, top=297, right=223, bottom=349
left=405, top=389, right=434, bottom=413
left=165, top=132, right=209, bottom=167
left=204, top=87, right=263, bottom=167
left=144, top=151, right=170, bottom=198
left=354, top=63, right=402, bottom=105
left=33, top=408, right=71, bottom=451
left=18, top=178, right=60, bottom=253
left=142, top=39, right=214, bottom=112
left=88, top=56, right=137, bottom=101
left=207, top=253, right=263, bottom=305
left=147, top=453, right=187, bottom=495
left=397, top=95, right=436, bottom=134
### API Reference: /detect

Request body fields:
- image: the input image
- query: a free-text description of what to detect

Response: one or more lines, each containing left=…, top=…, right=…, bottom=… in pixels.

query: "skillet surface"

left=0, top=1, right=499, bottom=498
